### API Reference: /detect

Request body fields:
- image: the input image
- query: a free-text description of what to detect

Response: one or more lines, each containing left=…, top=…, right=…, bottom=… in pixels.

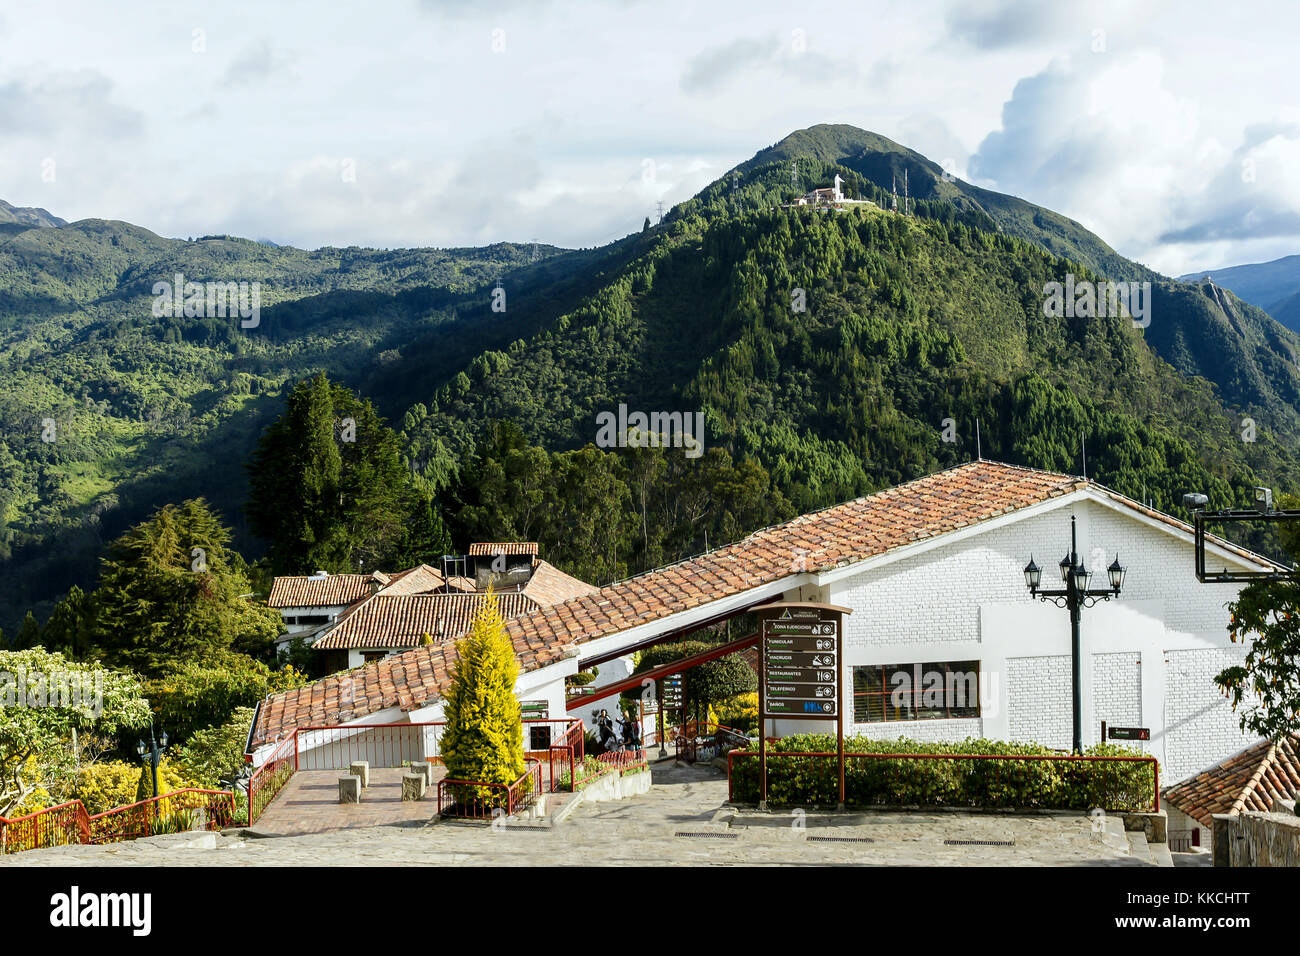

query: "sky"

left=1, top=0, right=1298, bottom=276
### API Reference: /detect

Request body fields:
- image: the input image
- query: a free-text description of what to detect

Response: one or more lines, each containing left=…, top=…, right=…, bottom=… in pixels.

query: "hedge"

left=728, top=735, right=1156, bottom=811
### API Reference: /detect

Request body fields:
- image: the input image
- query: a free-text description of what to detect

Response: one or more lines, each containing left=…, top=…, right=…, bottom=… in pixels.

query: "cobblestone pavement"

left=2, top=761, right=1153, bottom=866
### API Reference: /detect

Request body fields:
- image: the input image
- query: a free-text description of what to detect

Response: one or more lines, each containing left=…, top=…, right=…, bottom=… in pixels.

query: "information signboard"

left=760, top=606, right=840, bottom=719
left=1107, top=726, right=1150, bottom=741
left=755, top=601, right=851, bottom=809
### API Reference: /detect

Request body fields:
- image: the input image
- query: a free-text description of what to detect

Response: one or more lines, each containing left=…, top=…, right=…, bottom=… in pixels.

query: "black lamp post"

left=1022, top=515, right=1126, bottom=754
left=136, top=725, right=169, bottom=800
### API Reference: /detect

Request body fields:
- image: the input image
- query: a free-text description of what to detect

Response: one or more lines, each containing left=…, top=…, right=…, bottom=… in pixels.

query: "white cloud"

left=0, top=70, right=143, bottom=139
left=966, top=47, right=1300, bottom=274
left=221, top=39, right=297, bottom=88
left=0, top=0, right=1294, bottom=275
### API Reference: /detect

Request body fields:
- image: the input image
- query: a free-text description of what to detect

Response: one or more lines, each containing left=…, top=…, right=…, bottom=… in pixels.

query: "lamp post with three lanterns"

left=1022, top=515, right=1126, bottom=755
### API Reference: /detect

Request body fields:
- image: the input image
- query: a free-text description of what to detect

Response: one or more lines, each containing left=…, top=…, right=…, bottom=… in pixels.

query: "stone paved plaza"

left=2, top=760, right=1174, bottom=866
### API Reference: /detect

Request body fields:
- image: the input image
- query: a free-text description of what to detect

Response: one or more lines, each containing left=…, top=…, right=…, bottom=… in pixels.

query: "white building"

left=248, top=461, right=1283, bottom=797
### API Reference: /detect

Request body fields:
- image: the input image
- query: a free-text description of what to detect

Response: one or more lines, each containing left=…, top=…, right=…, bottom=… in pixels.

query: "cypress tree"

left=439, top=590, right=525, bottom=792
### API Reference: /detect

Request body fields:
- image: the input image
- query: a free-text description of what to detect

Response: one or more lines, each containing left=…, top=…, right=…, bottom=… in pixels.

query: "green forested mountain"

left=4, top=124, right=1300, bottom=634
left=734, top=125, right=1149, bottom=281
left=1266, top=287, right=1300, bottom=334
left=0, top=218, right=627, bottom=628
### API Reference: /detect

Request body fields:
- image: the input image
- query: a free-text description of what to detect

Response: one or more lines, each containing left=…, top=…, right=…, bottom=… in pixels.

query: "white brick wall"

left=1006, top=655, right=1072, bottom=749
left=838, top=516, right=1068, bottom=649
left=1163, top=646, right=1255, bottom=781
left=1092, top=651, right=1143, bottom=750
left=853, top=718, right=982, bottom=743
left=825, top=491, right=1268, bottom=782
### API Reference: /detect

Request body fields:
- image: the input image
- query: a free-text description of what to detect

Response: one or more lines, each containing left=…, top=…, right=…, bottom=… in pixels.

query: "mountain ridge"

left=2, top=124, right=1298, bottom=636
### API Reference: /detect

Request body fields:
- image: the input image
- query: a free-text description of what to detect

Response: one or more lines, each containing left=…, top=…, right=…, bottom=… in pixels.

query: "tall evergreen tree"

left=246, top=373, right=413, bottom=573
left=390, top=493, right=454, bottom=569
left=39, top=585, right=93, bottom=660
left=439, top=590, right=526, bottom=792
left=13, top=611, right=41, bottom=650
left=91, top=499, right=282, bottom=678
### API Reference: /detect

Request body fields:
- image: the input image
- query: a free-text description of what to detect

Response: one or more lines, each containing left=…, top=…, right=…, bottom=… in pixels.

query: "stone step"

left=1125, top=829, right=1155, bottom=865
left=1148, top=840, right=1175, bottom=867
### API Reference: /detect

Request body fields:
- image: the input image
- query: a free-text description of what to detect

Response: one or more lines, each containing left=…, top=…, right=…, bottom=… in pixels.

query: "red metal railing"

left=564, top=748, right=648, bottom=791
left=437, top=759, right=541, bottom=819
left=596, top=749, right=648, bottom=773
left=0, top=801, right=91, bottom=855
left=726, top=750, right=1161, bottom=812
left=1, top=788, right=235, bottom=855
left=87, top=789, right=236, bottom=843
left=547, top=718, right=586, bottom=793
left=570, top=755, right=611, bottom=790
left=247, top=731, right=299, bottom=826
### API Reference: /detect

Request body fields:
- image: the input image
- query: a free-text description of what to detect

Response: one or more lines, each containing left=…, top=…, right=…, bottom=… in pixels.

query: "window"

left=361, top=651, right=386, bottom=663
left=852, top=660, right=980, bottom=723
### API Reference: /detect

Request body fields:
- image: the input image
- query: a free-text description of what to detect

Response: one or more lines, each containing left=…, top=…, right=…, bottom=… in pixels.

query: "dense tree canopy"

left=90, top=499, right=282, bottom=678
left=246, top=373, right=419, bottom=574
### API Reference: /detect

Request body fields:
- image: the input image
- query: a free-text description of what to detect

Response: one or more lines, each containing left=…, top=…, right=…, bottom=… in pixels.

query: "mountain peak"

left=711, top=122, right=1138, bottom=281
left=0, top=199, right=66, bottom=229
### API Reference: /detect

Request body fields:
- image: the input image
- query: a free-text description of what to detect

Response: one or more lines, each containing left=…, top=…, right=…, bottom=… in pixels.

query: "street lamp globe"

left=1108, top=556, right=1126, bottom=592
left=1071, top=563, right=1091, bottom=594
left=1023, top=556, right=1042, bottom=591
left=1059, top=553, right=1072, bottom=582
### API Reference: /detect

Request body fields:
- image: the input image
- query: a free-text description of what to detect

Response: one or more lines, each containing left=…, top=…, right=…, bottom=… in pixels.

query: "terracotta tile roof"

left=311, top=592, right=541, bottom=650
left=375, top=564, right=446, bottom=596
left=468, top=542, right=539, bottom=556
left=498, top=460, right=1087, bottom=653
left=267, top=573, right=383, bottom=609
left=1165, top=735, right=1300, bottom=827
left=520, top=560, right=601, bottom=606
left=248, top=460, right=1280, bottom=751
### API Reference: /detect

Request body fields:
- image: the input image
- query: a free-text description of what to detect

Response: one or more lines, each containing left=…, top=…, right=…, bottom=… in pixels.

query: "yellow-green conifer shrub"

left=439, top=590, right=526, bottom=794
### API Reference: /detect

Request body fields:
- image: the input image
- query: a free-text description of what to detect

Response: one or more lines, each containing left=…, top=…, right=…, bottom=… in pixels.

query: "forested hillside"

left=4, top=123, right=1300, bottom=634
left=410, top=194, right=1299, bottom=526
left=0, top=220, right=629, bottom=629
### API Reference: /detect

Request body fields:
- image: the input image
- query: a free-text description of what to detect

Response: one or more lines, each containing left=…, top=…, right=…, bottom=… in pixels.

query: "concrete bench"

left=349, top=761, right=370, bottom=788
left=401, top=772, right=426, bottom=802
left=339, top=774, right=362, bottom=804
left=406, top=761, right=434, bottom=785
